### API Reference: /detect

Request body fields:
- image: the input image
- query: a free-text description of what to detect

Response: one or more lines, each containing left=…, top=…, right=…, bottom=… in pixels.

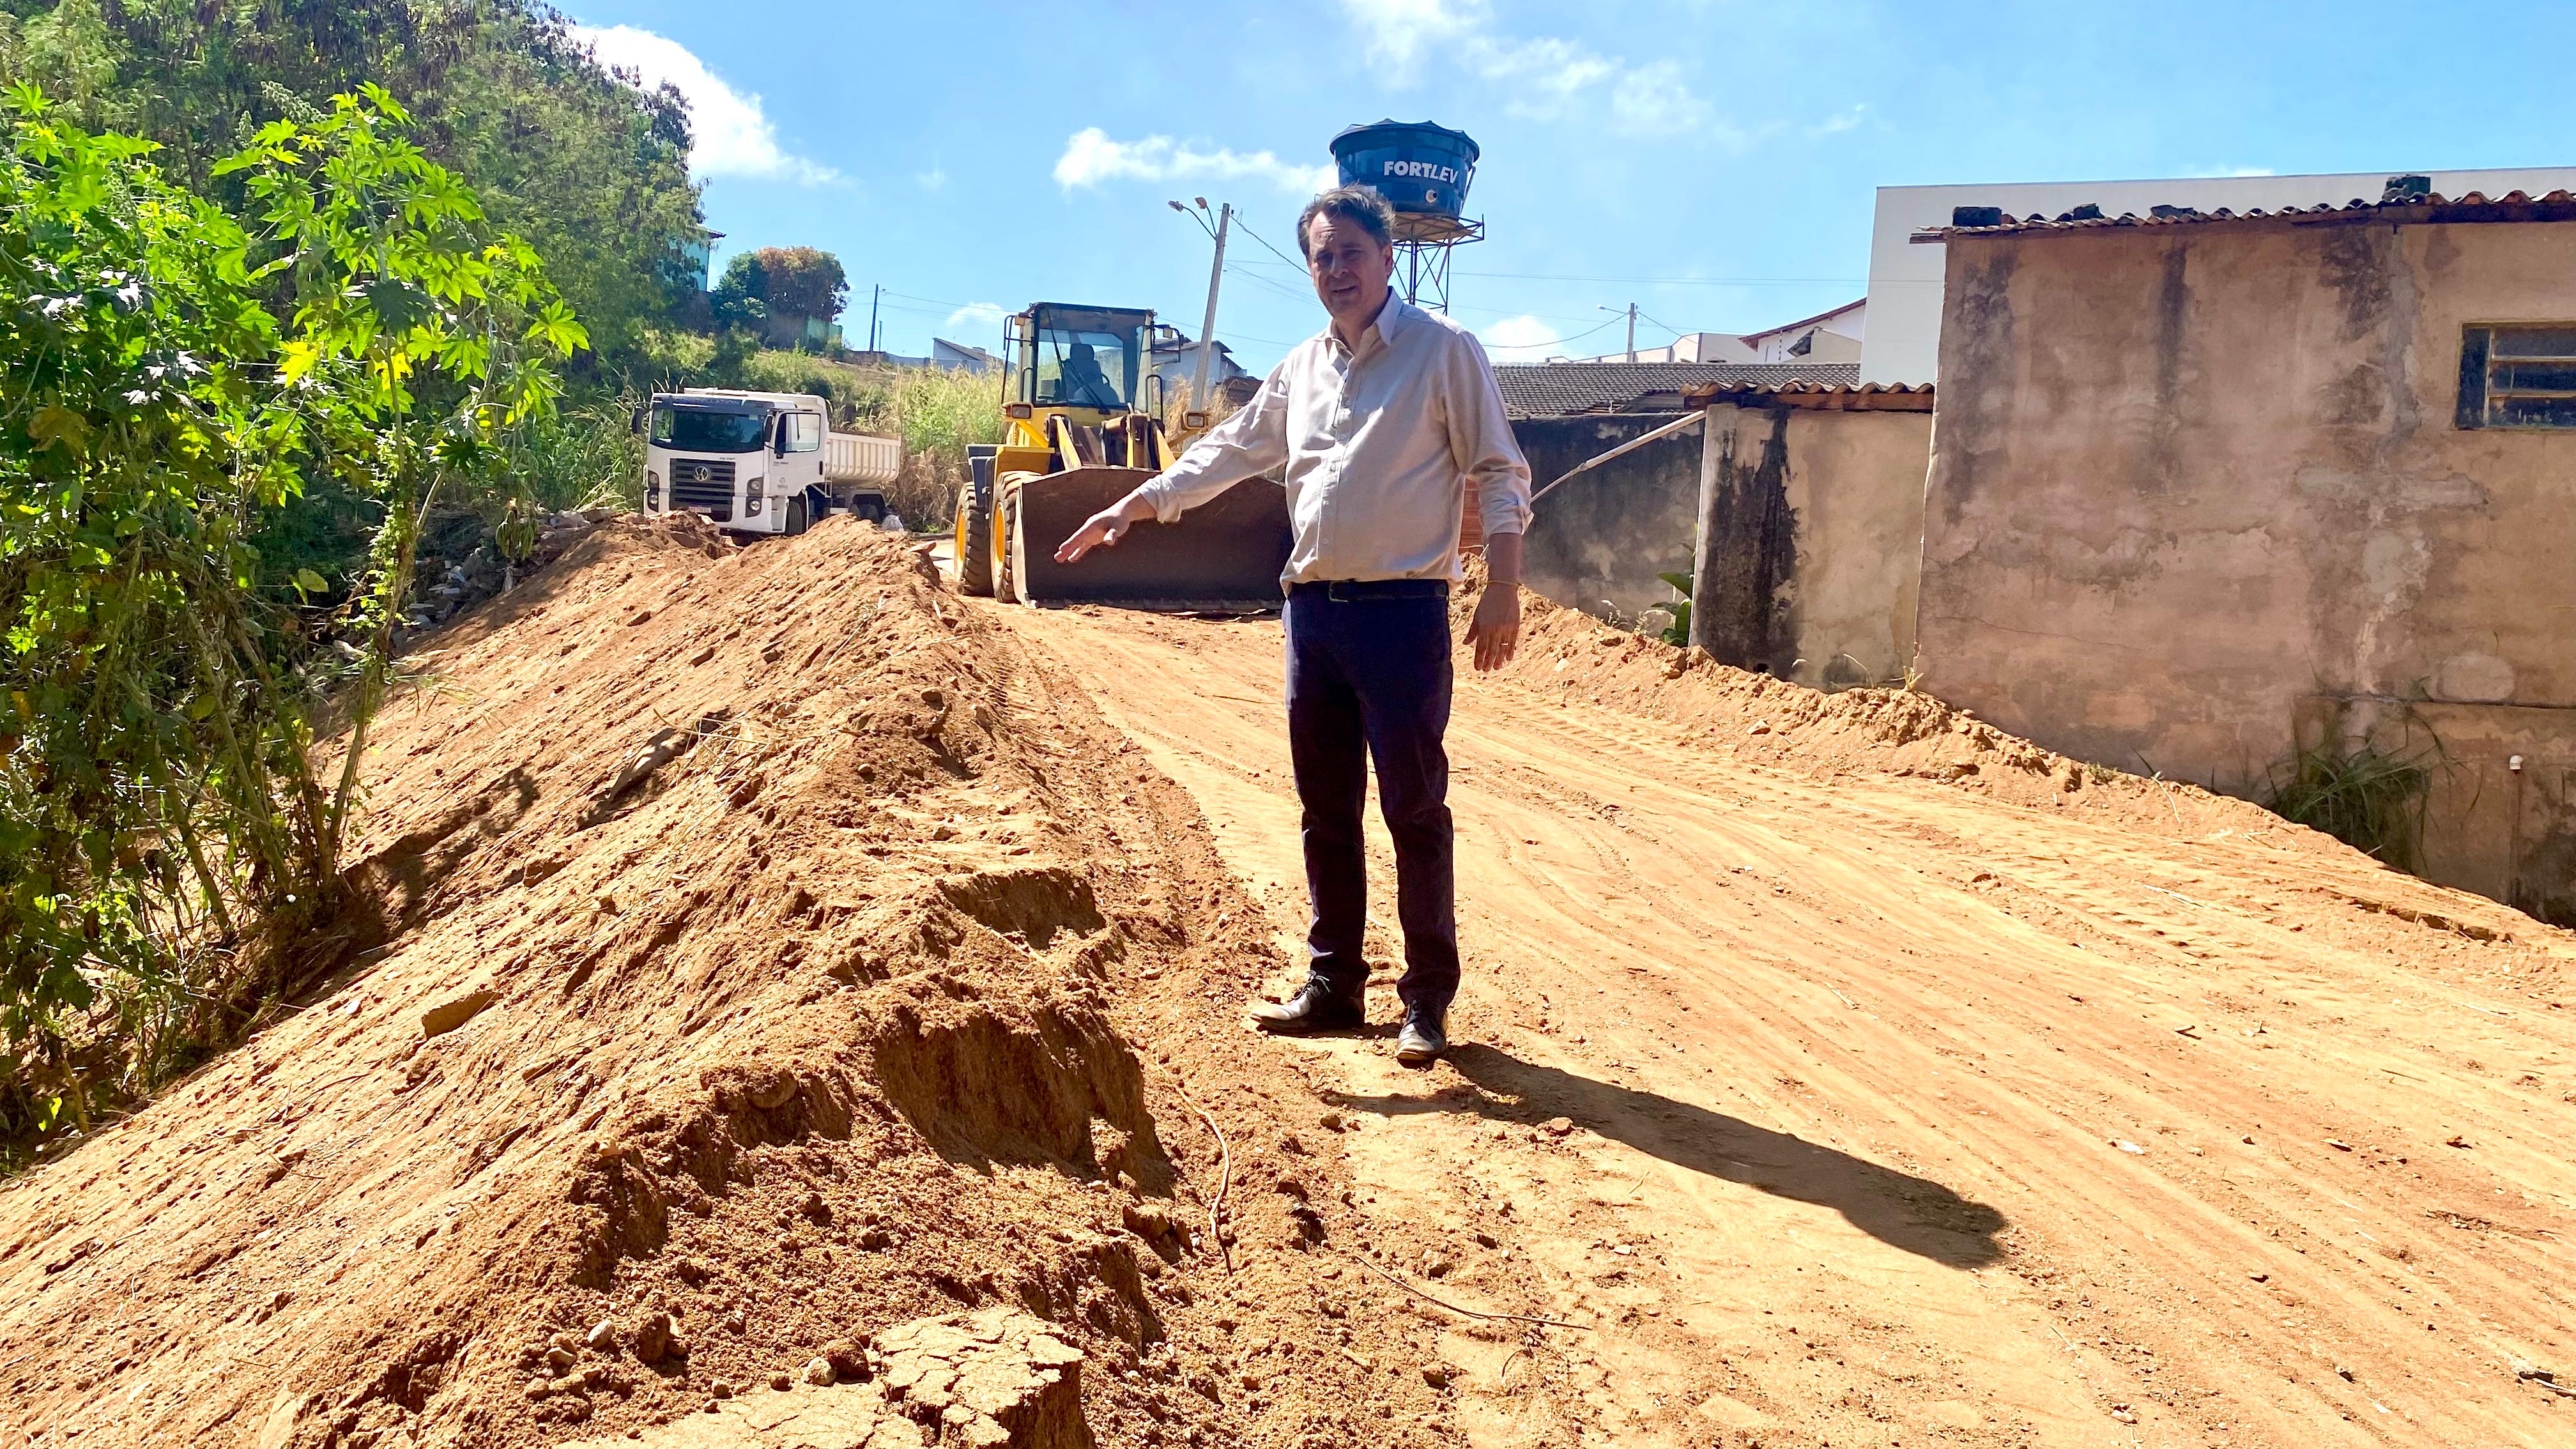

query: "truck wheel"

left=956, top=463, right=993, bottom=597
left=784, top=494, right=810, bottom=536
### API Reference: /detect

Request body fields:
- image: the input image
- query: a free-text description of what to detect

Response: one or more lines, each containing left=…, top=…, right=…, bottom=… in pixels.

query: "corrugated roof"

left=1915, top=188, right=2576, bottom=241
left=1496, top=362, right=1860, bottom=418
left=1684, top=379, right=1934, bottom=411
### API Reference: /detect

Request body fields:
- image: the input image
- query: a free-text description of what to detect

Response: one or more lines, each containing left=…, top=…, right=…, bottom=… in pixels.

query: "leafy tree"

left=709, top=245, right=846, bottom=343
left=0, top=85, right=579, bottom=1133
left=0, top=0, right=118, bottom=130
left=219, top=85, right=585, bottom=859
left=756, top=246, right=848, bottom=327
left=710, top=249, right=770, bottom=330
left=0, top=0, right=704, bottom=370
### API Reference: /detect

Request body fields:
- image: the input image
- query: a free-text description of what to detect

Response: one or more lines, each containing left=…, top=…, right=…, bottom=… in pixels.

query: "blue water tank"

left=1330, top=120, right=1479, bottom=218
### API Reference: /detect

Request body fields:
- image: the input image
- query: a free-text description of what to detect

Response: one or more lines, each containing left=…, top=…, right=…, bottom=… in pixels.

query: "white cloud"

left=1478, top=314, right=1565, bottom=362
left=2184, top=165, right=2277, bottom=178
left=572, top=24, right=839, bottom=185
left=944, top=302, right=1008, bottom=332
left=1337, top=0, right=1478, bottom=82
left=1807, top=103, right=1868, bottom=137
left=1478, top=34, right=1618, bottom=118
left=1607, top=59, right=1711, bottom=135
left=1338, top=0, right=1703, bottom=136
left=917, top=167, right=948, bottom=190
left=1052, top=128, right=1337, bottom=196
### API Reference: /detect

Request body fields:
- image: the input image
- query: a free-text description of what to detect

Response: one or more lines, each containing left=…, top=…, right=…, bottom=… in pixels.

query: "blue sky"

left=567, top=1, right=2576, bottom=372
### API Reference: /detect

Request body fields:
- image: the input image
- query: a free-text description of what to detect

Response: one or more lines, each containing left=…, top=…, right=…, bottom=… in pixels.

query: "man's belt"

left=1294, top=578, right=1452, bottom=602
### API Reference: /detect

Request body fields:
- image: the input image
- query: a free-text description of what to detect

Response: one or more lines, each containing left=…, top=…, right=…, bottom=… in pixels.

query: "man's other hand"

left=1466, top=581, right=1521, bottom=671
left=1055, top=494, right=1155, bottom=564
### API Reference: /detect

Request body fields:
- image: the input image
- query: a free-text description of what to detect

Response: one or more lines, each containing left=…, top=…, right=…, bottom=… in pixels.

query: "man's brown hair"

left=1297, top=185, right=1396, bottom=260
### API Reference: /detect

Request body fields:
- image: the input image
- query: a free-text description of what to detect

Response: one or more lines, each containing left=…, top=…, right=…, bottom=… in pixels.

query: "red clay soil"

left=7, top=521, right=2576, bottom=1449
left=1000, top=569, right=2576, bottom=1448
left=0, top=517, right=1459, bottom=1449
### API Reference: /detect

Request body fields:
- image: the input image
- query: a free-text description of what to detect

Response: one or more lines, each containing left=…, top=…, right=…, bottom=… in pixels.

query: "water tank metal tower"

left=1328, top=120, right=1482, bottom=312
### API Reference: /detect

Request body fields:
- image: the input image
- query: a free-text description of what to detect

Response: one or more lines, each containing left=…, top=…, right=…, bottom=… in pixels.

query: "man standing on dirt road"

left=1054, top=185, right=1533, bottom=1068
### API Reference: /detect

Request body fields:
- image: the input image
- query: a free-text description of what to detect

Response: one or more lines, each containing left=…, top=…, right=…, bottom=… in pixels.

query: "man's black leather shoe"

left=1395, top=1010, right=1448, bottom=1066
left=1249, top=983, right=1365, bottom=1035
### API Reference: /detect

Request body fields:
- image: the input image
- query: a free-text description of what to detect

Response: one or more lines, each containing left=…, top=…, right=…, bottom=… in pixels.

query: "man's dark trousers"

left=1282, top=578, right=1459, bottom=1018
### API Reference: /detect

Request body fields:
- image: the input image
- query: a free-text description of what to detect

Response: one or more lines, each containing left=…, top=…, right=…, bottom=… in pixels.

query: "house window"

left=2458, top=326, right=2576, bottom=429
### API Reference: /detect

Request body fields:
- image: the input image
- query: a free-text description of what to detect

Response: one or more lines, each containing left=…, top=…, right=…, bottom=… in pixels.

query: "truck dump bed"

left=824, top=433, right=900, bottom=486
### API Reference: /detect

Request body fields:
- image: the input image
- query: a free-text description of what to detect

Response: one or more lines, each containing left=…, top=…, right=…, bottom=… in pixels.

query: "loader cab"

left=1010, top=304, right=1153, bottom=418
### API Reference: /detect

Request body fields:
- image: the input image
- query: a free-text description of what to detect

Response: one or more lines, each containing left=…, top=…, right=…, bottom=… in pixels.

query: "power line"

left=1632, top=307, right=1687, bottom=339
left=1223, top=263, right=1310, bottom=305
left=1502, top=314, right=1625, bottom=352
left=1233, top=218, right=1309, bottom=273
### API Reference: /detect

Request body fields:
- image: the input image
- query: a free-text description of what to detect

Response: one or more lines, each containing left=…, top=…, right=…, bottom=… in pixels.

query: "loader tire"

left=956, top=460, right=993, bottom=596
left=994, top=490, right=1021, bottom=604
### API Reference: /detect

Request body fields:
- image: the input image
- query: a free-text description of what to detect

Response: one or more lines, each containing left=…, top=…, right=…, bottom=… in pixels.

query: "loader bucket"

left=1006, top=465, right=1292, bottom=610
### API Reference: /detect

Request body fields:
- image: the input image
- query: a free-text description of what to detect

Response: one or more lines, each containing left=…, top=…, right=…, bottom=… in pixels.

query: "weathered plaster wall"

left=1515, top=415, right=1701, bottom=626
left=2297, top=696, right=2576, bottom=919
left=1917, top=218, right=2576, bottom=905
left=1690, top=404, right=1933, bottom=686
left=1776, top=408, right=1931, bottom=687
left=1517, top=406, right=1931, bottom=688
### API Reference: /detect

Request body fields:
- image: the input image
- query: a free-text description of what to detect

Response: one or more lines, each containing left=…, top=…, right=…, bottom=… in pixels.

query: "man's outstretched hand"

left=1055, top=494, right=1156, bottom=564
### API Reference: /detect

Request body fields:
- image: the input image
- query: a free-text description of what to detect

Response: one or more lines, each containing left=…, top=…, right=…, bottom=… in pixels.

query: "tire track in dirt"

left=1002, top=598, right=2576, bottom=1448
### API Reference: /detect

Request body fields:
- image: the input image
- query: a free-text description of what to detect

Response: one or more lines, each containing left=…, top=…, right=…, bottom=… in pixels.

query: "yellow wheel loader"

left=954, top=303, right=1289, bottom=608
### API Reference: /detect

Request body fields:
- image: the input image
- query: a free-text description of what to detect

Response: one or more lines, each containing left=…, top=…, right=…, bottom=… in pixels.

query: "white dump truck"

left=639, top=388, right=901, bottom=536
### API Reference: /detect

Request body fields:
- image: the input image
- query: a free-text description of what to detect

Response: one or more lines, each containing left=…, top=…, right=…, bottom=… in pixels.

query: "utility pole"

left=1190, top=201, right=1232, bottom=411
left=868, top=284, right=882, bottom=354
left=1601, top=302, right=1641, bottom=362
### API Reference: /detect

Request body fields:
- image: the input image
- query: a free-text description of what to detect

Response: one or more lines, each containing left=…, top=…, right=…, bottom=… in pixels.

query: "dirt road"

left=1005, top=594, right=2576, bottom=1448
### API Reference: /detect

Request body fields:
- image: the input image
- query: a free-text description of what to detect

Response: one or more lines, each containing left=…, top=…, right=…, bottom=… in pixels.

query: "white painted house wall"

left=1742, top=299, right=1866, bottom=364
left=1861, top=166, right=2576, bottom=384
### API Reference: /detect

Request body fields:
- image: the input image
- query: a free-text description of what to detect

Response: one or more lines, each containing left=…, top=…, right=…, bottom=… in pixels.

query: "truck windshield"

left=650, top=404, right=767, bottom=453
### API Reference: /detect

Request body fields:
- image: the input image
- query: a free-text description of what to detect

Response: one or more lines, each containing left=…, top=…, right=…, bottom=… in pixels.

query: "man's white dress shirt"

left=1133, top=293, right=1533, bottom=585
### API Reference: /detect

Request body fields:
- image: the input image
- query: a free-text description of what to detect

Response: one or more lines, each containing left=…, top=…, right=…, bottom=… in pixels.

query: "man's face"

left=1305, top=214, right=1395, bottom=333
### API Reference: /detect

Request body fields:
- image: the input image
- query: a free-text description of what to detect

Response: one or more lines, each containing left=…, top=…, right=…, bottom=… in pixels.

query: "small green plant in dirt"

left=0, top=84, right=578, bottom=1152
left=2263, top=739, right=2437, bottom=873
left=1651, top=571, right=1694, bottom=648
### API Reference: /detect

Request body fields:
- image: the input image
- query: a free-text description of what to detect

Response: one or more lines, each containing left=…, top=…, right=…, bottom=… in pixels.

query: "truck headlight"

left=647, top=470, right=661, bottom=508
left=744, top=476, right=764, bottom=516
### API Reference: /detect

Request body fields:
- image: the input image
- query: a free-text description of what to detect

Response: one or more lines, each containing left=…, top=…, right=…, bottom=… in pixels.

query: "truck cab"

left=642, top=390, right=896, bottom=537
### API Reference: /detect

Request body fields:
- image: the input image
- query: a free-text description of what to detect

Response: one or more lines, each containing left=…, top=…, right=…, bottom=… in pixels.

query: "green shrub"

left=0, top=86, right=577, bottom=1146
left=2264, top=739, right=2435, bottom=872
left=507, top=395, right=643, bottom=514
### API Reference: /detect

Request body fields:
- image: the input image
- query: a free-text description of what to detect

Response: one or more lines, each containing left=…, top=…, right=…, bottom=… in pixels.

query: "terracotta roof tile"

left=1496, top=362, right=1860, bottom=418
left=1915, top=188, right=2576, bottom=241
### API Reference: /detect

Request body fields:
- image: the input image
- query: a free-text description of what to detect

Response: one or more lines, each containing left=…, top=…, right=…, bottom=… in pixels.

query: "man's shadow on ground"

left=1326, top=1043, right=2006, bottom=1269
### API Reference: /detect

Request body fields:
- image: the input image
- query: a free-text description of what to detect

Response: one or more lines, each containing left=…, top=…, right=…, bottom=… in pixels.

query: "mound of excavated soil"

left=1478, top=569, right=2343, bottom=834
left=0, top=517, right=1458, bottom=1449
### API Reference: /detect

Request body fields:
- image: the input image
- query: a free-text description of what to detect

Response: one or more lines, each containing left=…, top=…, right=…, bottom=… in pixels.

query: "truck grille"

left=666, top=457, right=736, bottom=518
